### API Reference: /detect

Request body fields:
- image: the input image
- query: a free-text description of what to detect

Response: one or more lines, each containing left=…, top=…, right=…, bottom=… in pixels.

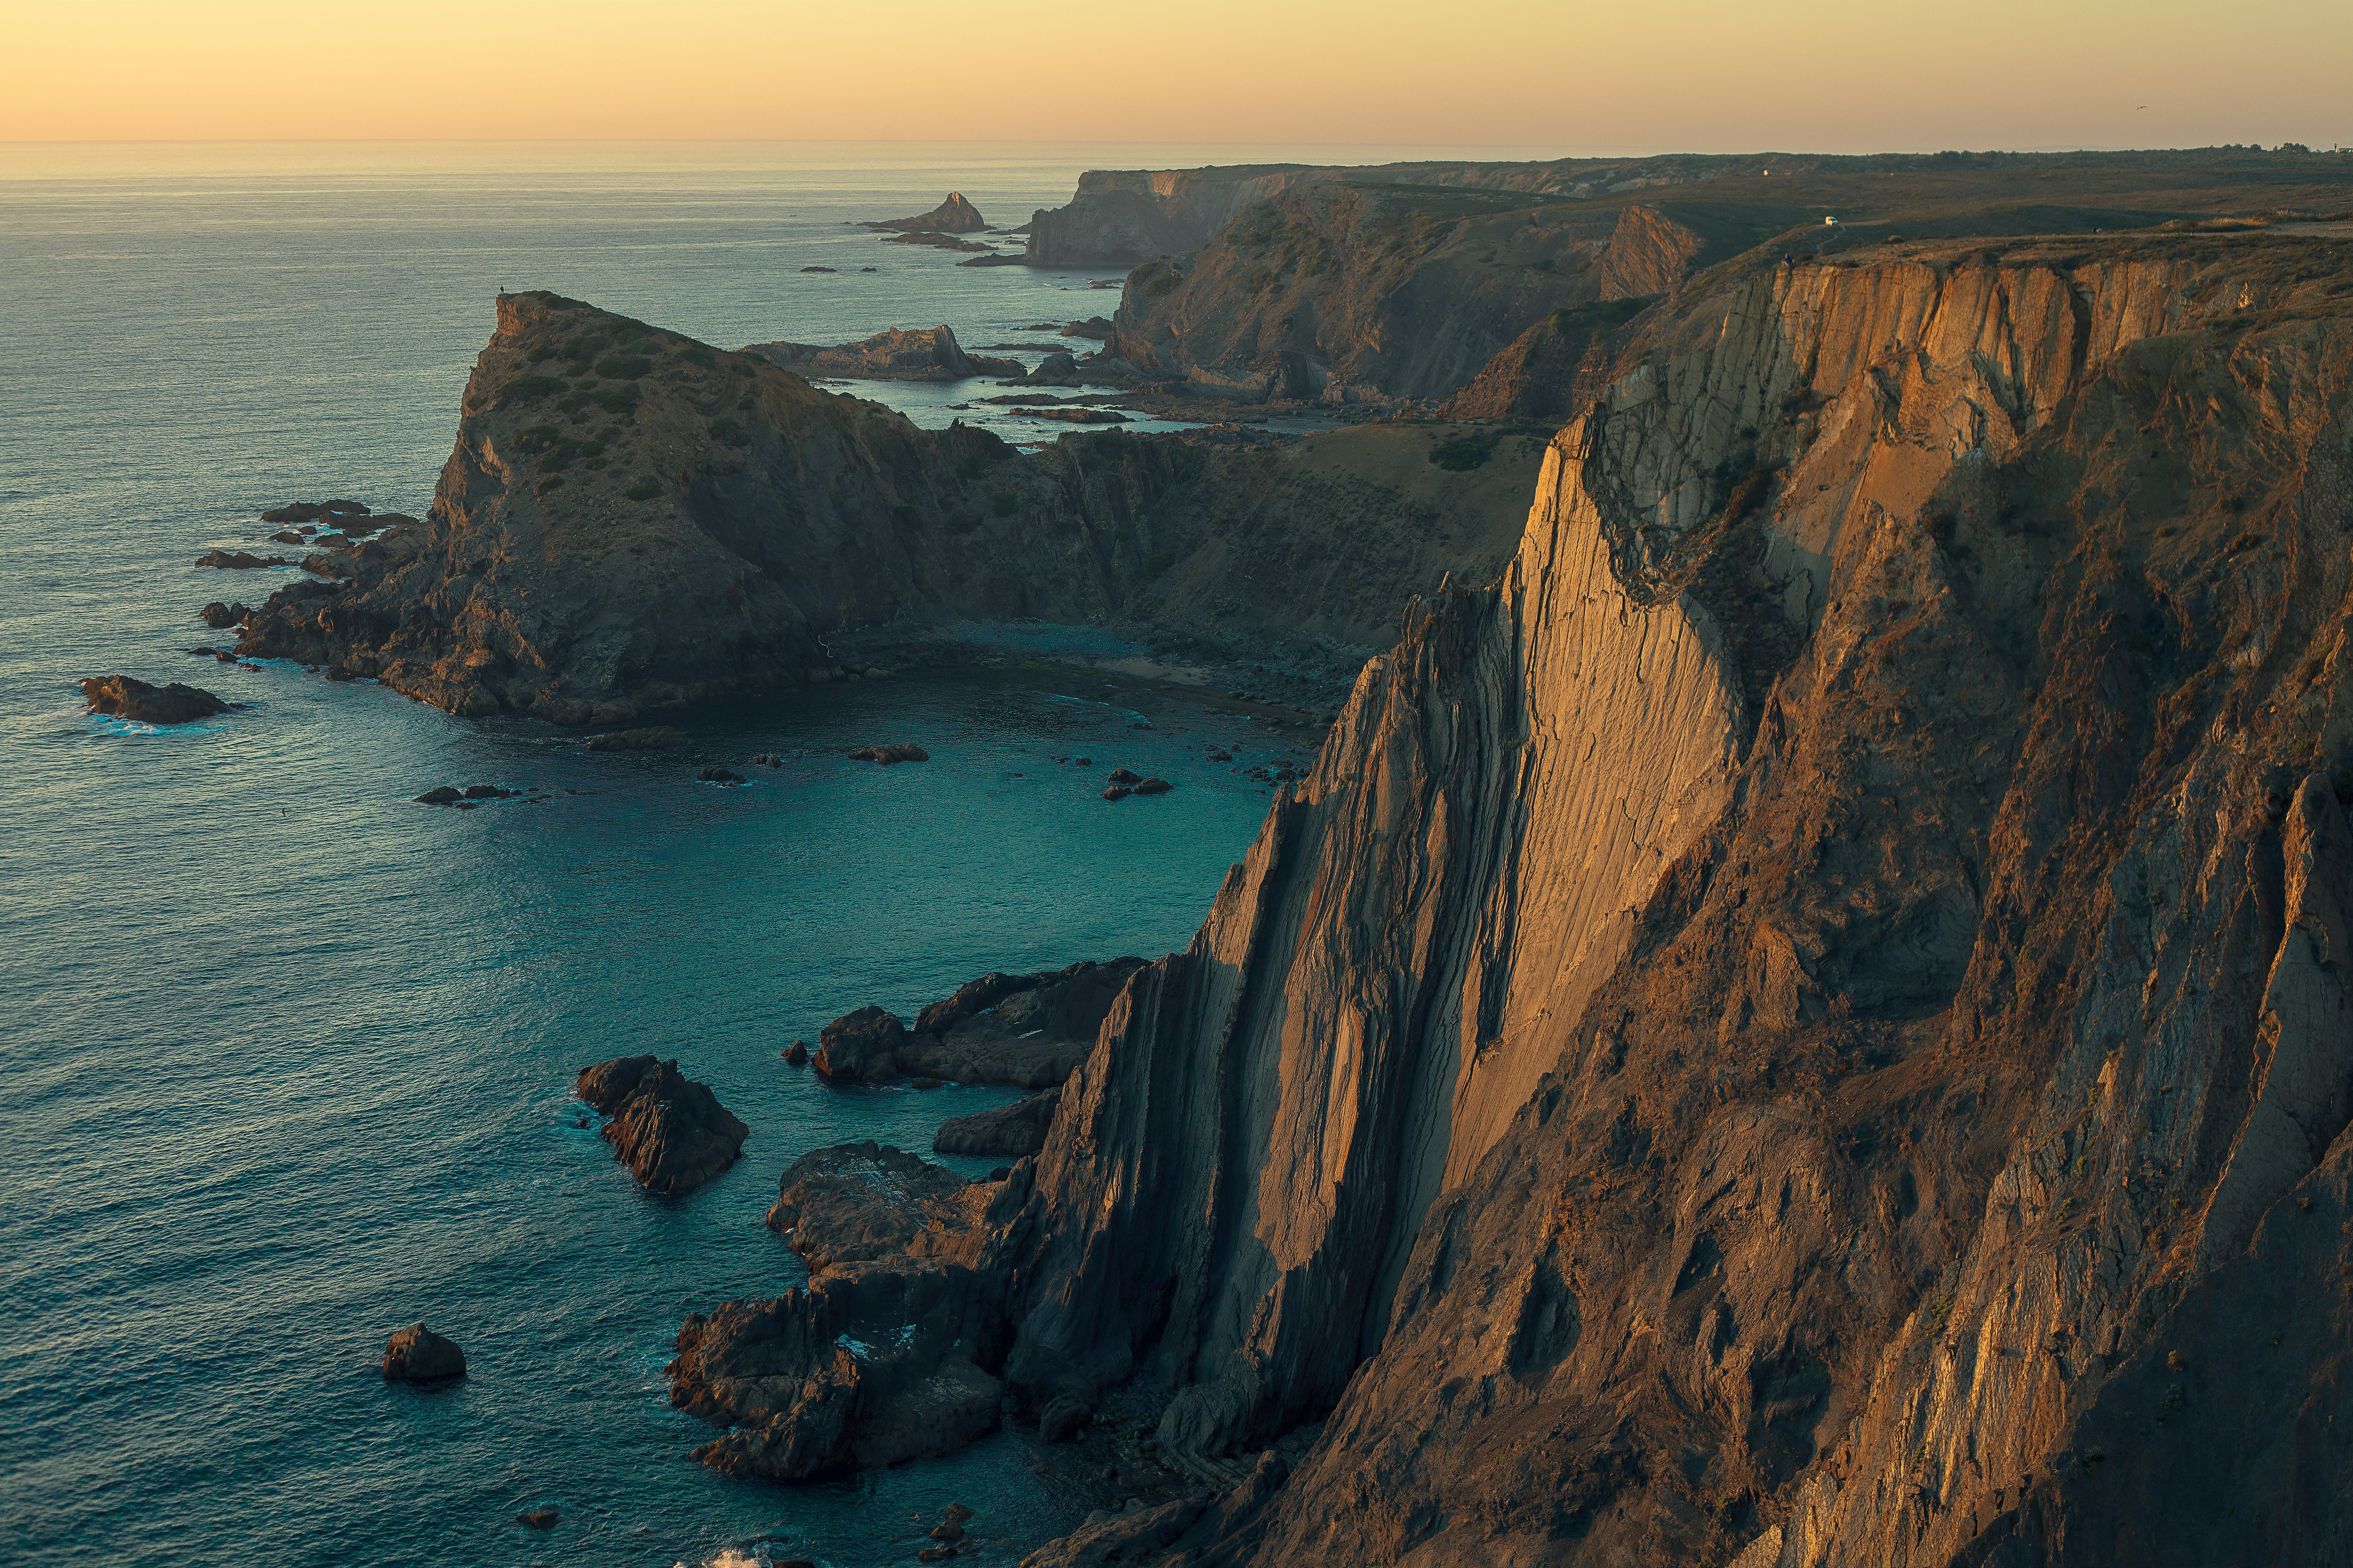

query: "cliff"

left=235, top=292, right=1544, bottom=720
left=1107, top=194, right=1716, bottom=404
left=672, top=227, right=2353, bottom=1565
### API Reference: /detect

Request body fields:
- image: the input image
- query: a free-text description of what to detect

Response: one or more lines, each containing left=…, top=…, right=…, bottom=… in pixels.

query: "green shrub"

left=516, top=423, right=606, bottom=475
left=990, top=489, right=1019, bottom=517
left=1145, top=548, right=1177, bottom=577
left=625, top=476, right=662, bottom=500
left=594, top=385, right=640, bottom=416
left=894, top=503, right=918, bottom=524
left=537, top=476, right=564, bottom=494
left=527, top=344, right=558, bottom=362
left=1429, top=436, right=1489, bottom=471
left=594, top=354, right=653, bottom=380
left=676, top=344, right=715, bottom=368
left=707, top=416, right=751, bottom=448
left=496, top=373, right=565, bottom=408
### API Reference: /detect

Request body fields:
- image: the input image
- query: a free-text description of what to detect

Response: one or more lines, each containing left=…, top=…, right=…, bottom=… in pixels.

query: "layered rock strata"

left=677, top=234, right=2353, bottom=1566
left=577, top=1055, right=748, bottom=1195
left=934, top=1087, right=1060, bottom=1157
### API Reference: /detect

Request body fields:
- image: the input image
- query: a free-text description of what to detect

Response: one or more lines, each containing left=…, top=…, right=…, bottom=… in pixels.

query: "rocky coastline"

left=650, top=217, right=2353, bottom=1567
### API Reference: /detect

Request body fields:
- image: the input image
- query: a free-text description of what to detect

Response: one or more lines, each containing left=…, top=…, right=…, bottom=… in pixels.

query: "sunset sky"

left=5, top=0, right=2348, bottom=152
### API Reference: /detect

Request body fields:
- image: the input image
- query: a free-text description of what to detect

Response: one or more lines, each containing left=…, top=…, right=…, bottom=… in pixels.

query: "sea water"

left=0, top=142, right=1349, bottom=1568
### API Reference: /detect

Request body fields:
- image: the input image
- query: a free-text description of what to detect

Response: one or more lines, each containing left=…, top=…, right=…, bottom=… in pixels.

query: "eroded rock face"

left=382, top=1323, right=465, bottom=1381
left=80, top=676, right=234, bottom=725
left=576, top=1056, right=748, bottom=1195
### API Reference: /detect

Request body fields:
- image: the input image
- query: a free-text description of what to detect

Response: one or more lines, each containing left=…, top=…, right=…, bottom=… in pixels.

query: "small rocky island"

left=575, top=1056, right=748, bottom=1195
left=81, top=675, right=235, bottom=725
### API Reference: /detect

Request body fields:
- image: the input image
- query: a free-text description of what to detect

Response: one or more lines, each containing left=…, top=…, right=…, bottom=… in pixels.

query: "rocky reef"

left=669, top=226, right=2353, bottom=1564
left=577, top=1055, right=748, bottom=1195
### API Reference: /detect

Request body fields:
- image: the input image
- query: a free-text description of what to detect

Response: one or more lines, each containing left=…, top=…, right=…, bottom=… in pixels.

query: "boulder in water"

left=198, top=602, right=250, bottom=630
left=849, top=742, right=929, bottom=765
left=80, top=675, right=234, bottom=725
left=382, top=1323, right=467, bottom=1381
left=575, top=1056, right=749, bottom=1195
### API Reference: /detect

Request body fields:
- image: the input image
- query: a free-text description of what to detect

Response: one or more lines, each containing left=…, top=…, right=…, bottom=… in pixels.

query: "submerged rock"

left=382, top=1323, right=466, bottom=1381
left=516, top=1508, right=558, bottom=1528
left=195, top=549, right=289, bottom=569
left=1131, top=777, right=1172, bottom=795
left=848, top=742, right=929, bottom=765
left=80, top=675, right=233, bottom=725
left=583, top=726, right=686, bottom=751
left=695, top=765, right=747, bottom=785
left=575, top=1056, right=749, bottom=1196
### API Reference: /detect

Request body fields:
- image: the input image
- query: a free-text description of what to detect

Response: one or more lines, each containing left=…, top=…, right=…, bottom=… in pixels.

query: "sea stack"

left=575, top=1056, right=749, bottom=1195
left=382, top=1324, right=466, bottom=1381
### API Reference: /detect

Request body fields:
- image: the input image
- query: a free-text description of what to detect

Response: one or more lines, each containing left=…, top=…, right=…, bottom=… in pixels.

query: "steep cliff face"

left=1196, top=236, right=2353, bottom=1565
left=1107, top=196, right=1713, bottom=405
left=238, top=294, right=1544, bottom=720
left=664, top=231, right=2353, bottom=1563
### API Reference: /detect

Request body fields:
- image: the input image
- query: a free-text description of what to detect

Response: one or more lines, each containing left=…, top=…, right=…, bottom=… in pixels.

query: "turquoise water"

left=0, top=144, right=1317, bottom=1567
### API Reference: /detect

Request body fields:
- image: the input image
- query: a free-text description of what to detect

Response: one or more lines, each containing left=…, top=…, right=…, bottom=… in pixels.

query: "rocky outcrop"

left=382, top=1324, right=466, bottom=1381
left=195, top=550, right=288, bottom=569
left=868, top=192, right=987, bottom=234
left=576, top=1056, right=748, bottom=1195
left=815, top=959, right=1149, bottom=1089
left=671, top=1167, right=1015, bottom=1480
left=763, top=1141, right=974, bottom=1268
left=232, top=293, right=1540, bottom=723
left=746, top=325, right=1019, bottom=382
left=80, top=676, right=235, bottom=725
left=935, top=1087, right=1060, bottom=1157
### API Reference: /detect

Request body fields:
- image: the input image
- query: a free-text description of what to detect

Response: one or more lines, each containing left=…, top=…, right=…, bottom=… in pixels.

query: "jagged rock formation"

left=576, top=1055, right=748, bottom=1195
left=746, top=325, right=1018, bottom=382
left=80, top=676, right=235, bottom=725
left=234, top=293, right=1541, bottom=723
left=1107, top=199, right=1719, bottom=404
left=764, top=1141, right=973, bottom=1267
left=1439, top=296, right=1652, bottom=421
left=869, top=192, right=987, bottom=234
left=816, top=959, right=1149, bottom=1089
left=677, top=230, right=2353, bottom=1565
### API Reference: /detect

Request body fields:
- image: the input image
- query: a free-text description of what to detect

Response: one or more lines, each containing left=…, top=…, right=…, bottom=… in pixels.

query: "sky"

left=4, top=0, right=2349, bottom=153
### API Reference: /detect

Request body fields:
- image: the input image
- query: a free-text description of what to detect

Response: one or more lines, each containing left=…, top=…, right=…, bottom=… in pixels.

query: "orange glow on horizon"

left=3, top=0, right=2348, bottom=154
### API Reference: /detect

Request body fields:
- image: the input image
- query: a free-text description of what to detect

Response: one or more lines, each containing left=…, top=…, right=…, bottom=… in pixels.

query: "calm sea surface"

left=0, top=142, right=1371, bottom=1568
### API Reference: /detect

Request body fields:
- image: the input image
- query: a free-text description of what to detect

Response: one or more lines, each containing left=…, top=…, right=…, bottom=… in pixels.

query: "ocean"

left=0, top=141, right=1357, bottom=1568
